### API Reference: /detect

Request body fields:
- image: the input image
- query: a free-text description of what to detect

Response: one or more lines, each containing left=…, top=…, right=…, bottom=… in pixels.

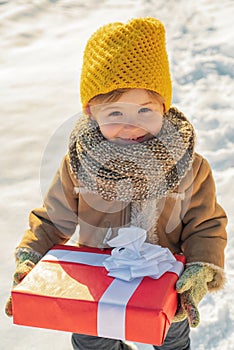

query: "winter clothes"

left=6, top=16, right=228, bottom=346
left=72, top=334, right=138, bottom=350
left=15, top=108, right=227, bottom=294
left=72, top=319, right=191, bottom=350
left=7, top=109, right=227, bottom=333
left=152, top=319, right=191, bottom=349
left=5, top=249, right=41, bottom=317
left=69, top=107, right=195, bottom=202
left=80, top=17, right=172, bottom=112
left=175, top=264, right=216, bottom=327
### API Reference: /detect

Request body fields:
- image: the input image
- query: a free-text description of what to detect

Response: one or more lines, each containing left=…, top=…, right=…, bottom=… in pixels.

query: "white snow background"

left=1, top=0, right=234, bottom=349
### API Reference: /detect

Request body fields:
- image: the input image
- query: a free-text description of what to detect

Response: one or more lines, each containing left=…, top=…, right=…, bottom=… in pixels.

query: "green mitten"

left=5, top=250, right=41, bottom=317
left=174, top=264, right=214, bottom=327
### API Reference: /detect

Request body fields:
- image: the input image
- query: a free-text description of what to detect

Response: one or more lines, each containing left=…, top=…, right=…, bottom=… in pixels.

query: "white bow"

left=103, top=226, right=177, bottom=281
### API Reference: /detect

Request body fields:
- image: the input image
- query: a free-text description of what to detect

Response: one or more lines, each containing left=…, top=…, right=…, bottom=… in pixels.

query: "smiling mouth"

left=132, top=136, right=145, bottom=142
left=112, top=134, right=153, bottom=145
left=121, top=135, right=148, bottom=143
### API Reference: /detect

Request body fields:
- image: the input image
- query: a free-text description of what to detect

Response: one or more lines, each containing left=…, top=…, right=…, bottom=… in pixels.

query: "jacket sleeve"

left=16, top=155, right=79, bottom=256
left=180, top=154, right=227, bottom=290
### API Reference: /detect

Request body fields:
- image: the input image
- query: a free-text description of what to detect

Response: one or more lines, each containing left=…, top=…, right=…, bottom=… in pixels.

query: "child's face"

left=89, top=89, right=164, bottom=145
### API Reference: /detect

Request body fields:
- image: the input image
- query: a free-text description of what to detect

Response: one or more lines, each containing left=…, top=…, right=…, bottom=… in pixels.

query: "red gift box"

left=12, top=245, right=185, bottom=345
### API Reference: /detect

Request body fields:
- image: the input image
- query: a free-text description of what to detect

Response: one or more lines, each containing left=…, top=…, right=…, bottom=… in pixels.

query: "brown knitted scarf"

left=69, top=107, right=195, bottom=203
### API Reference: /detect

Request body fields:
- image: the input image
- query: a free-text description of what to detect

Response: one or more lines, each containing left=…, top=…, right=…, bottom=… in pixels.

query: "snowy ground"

left=1, top=1, right=234, bottom=349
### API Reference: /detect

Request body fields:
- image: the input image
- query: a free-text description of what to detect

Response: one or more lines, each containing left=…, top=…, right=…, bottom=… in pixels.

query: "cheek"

left=151, top=118, right=163, bottom=135
left=99, top=124, right=121, bottom=139
left=139, top=117, right=163, bottom=135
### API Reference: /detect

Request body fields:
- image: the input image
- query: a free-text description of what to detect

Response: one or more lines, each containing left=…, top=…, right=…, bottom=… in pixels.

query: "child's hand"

left=5, top=250, right=41, bottom=317
left=5, top=259, right=35, bottom=317
left=174, top=264, right=214, bottom=327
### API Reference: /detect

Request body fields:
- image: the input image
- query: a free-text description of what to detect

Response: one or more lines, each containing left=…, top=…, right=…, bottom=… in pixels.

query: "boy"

left=6, top=17, right=227, bottom=350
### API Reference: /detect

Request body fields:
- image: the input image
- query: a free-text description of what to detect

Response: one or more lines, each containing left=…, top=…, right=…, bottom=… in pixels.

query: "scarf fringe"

left=131, top=199, right=160, bottom=244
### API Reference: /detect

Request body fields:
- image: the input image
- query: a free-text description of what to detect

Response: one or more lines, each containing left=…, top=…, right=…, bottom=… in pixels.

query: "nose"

left=119, top=123, right=143, bottom=139
left=122, top=123, right=138, bottom=130
left=121, top=123, right=140, bottom=136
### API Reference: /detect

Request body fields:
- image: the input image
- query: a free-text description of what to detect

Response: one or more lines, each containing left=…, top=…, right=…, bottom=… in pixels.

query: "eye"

left=108, top=111, right=123, bottom=117
left=138, top=107, right=152, bottom=113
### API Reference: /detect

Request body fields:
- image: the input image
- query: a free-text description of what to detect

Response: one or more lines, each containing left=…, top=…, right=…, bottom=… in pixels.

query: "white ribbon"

left=98, top=277, right=142, bottom=339
left=42, top=249, right=109, bottom=266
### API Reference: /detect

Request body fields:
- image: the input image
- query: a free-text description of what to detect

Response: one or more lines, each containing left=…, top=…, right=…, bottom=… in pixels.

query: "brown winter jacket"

left=17, top=152, right=227, bottom=289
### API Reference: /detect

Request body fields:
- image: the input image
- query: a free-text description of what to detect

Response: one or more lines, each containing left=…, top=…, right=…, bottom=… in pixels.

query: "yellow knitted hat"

left=80, top=17, right=172, bottom=112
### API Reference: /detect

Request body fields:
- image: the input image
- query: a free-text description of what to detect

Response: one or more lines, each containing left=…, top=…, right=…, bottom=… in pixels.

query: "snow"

left=1, top=0, right=233, bottom=349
